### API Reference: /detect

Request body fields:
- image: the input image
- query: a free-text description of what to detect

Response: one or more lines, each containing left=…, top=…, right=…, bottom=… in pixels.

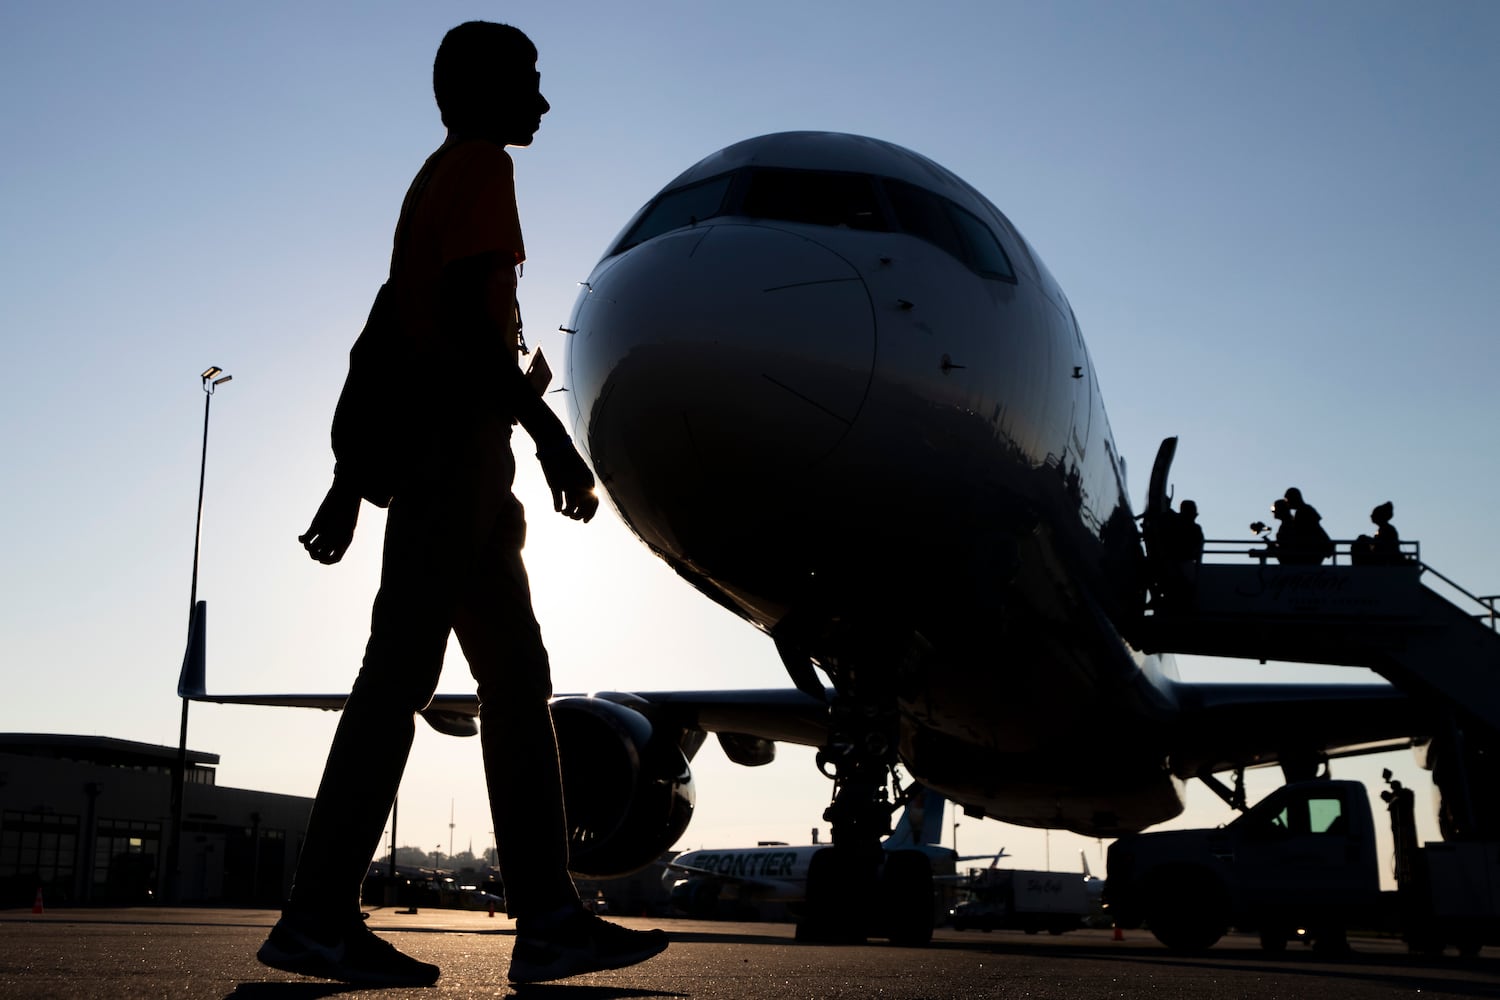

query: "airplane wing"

left=610, top=688, right=830, bottom=748
left=183, top=681, right=1412, bottom=777
left=181, top=607, right=1412, bottom=776
left=184, top=692, right=356, bottom=711
left=186, top=685, right=830, bottom=746
left=178, top=603, right=830, bottom=745
left=1165, top=681, right=1423, bottom=779
left=179, top=607, right=1417, bottom=792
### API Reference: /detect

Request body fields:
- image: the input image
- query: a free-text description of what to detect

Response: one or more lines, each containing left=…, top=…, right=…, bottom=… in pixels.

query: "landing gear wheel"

left=880, top=850, right=934, bottom=947
left=797, top=847, right=871, bottom=944
left=794, top=635, right=932, bottom=947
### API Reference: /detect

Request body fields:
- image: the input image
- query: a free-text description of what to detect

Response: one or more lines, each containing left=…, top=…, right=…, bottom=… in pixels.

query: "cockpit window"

left=741, top=168, right=886, bottom=231
left=616, top=173, right=733, bottom=252
left=885, top=178, right=965, bottom=262
left=886, top=178, right=1016, bottom=282
left=609, top=167, right=1017, bottom=284
left=949, top=203, right=1017, bottom=282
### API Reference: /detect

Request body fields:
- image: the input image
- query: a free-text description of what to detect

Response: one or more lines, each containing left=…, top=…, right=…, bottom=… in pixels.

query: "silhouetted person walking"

left=257, top=21, right=666, bottom=987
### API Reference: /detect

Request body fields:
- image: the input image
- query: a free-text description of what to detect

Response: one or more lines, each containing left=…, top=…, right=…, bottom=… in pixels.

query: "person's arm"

left=300, top=478, right=361, bottom=564
left=443, top=251, right=599, bottom=522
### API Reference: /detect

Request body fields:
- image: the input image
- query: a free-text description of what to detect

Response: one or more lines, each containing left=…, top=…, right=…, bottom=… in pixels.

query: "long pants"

left=289, top=437, right=579, bottom=919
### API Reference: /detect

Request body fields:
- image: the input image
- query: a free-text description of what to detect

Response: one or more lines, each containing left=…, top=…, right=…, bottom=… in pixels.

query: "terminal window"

left=0, top=810, right=79, bottom=904
left=92, top=818, right=160, bottom=903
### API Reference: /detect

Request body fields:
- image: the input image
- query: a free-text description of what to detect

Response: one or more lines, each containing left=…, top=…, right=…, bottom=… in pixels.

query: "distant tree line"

left=375, top=846, right=498, bottom=870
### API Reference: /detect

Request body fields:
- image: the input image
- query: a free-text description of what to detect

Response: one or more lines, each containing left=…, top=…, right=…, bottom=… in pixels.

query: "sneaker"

left=508, top=909, right=668, bottom=984
left=257, top=911, right=440, bottom=987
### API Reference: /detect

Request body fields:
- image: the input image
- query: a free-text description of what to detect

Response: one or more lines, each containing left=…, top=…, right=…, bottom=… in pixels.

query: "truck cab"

left=1105, top=780, right=1380, bottom=951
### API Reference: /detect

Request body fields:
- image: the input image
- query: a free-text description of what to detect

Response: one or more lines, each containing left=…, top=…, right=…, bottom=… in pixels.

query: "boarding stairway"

left=1135, top=539, right=1500, bottom=733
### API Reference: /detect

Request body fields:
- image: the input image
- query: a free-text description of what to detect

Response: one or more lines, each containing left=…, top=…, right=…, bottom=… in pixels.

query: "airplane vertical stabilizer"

left=177, top=601, right=206, bottom=698
left=886, top=786, right=946, bottom=850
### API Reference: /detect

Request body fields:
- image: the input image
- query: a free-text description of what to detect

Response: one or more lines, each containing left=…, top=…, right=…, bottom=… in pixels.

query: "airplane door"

left=1146, top=436, right=1178, bottom=518
left=1141, top=436, right=1178, bottom=566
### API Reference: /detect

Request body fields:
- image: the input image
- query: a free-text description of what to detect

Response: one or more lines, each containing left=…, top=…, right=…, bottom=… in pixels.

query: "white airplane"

left=664, top=787, right=1002, bottom=917
left=184, top=130, right=1422, bottom=945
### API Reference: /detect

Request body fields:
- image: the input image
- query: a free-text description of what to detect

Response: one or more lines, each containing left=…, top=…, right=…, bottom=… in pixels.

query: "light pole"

left=389, top=796, right=399, bottom=880
left=166, top=366, right=232, bottom=903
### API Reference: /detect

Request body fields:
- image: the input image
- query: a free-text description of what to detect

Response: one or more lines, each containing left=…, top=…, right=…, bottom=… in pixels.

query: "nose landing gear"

left=797, top=688, right=935, bottom=946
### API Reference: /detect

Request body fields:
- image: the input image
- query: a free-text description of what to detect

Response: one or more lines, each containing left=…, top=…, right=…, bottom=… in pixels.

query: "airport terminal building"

left=0, top=734, right=311, bottom=908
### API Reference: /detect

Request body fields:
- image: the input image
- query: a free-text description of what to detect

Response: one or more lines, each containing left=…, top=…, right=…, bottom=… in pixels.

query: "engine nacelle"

left=551, top=695, right=696, bottom=878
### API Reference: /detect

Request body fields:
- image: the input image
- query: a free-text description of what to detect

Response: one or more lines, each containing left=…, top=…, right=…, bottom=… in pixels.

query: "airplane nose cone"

left=568, top=223, right=874, bottom=558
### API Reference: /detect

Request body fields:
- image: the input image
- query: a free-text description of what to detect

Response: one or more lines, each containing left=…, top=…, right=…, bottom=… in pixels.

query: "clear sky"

left=2, top=1, right=1497, bottom=880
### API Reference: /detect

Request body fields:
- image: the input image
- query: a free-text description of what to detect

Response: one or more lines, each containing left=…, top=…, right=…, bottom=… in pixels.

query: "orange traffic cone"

left=1112, top=923, right=1124, bottom=941
left=32, top=888, right=43, bottom=914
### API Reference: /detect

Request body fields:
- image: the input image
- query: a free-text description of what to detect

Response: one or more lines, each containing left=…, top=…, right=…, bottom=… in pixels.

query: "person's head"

left=1271, top=498, right=1292, bottom=521
left=433, top=21, right=549, bottom=145
left=1180, top=500, right=1197, bottom=520
left=1372, top=501, right=1394, bottom=525
left=1284, top=487, right=1304, bottom=506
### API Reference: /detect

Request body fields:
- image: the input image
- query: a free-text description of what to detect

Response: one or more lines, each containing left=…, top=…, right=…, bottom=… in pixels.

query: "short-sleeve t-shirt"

left=389, top=139, right=525, bottom=356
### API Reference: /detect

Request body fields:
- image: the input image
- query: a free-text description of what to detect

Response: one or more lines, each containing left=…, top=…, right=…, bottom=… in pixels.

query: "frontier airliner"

left=665, top=788, right=1001, bottom=918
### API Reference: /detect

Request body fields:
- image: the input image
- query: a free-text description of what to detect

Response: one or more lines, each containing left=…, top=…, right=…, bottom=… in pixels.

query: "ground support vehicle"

left=949, top=868, right=1089, bottom=935
left=1106, top=776, right=1500, bottom=955
left=1106, top=780, right=1374, bottom=951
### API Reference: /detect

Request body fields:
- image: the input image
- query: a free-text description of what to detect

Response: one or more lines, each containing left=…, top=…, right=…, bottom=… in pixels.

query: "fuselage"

left=564, top=132, right=1185, bottom=835
left=668, top=845, right=822, bottom=905
left=667, top=840, right=964, bottom=907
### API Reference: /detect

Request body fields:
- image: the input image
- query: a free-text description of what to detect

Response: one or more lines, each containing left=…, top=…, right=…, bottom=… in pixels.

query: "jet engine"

left=551, top=694, right=696, bottom=878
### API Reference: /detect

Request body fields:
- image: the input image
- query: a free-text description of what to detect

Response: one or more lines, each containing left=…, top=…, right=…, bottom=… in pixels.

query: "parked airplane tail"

left=177, top=601, right=207, bottom=699
left=885, top=786, right=946, bottom=850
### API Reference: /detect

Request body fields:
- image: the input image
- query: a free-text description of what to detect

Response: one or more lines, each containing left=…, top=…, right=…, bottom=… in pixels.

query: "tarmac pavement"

left=3, top=907, right=1499, bottom=999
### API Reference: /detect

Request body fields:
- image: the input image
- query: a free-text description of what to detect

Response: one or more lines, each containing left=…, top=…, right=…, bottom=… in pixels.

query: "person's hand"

left=538, top=441, right=599, bottom=523
left=556, top=482, right=600, bottom=522
left=300, top=480, right=361, bottom=564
